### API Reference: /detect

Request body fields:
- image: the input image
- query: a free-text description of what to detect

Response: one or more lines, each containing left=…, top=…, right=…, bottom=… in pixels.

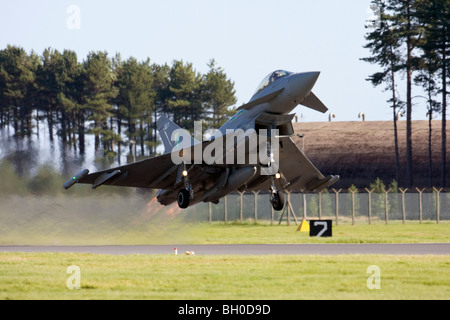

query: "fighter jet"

left=64, top=70, right=339, bottom=211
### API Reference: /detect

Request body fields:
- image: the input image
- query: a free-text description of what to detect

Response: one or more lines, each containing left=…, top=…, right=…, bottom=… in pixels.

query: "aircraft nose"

left=288, top=71, right=320, bottom=98
left=303, top=71, right=320, bottom=86
left=291, top=71, right=320, bottom=89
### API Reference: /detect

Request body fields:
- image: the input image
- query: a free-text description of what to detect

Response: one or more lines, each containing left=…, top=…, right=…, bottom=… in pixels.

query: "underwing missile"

left=63, top=169, right=89, bottom=190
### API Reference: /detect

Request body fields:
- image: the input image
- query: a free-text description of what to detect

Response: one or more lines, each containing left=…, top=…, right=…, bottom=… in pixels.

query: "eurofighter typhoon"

left=64, top=70, right=339, bottom=211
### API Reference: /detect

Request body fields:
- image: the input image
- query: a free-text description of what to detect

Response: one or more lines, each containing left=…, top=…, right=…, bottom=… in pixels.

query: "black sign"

left=309, top=220, right=332, bottom=237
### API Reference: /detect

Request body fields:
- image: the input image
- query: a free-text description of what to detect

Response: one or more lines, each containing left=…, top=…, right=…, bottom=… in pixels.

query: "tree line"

left=362, top=0, right=450, bottom=188
left=0, top=45, right=237, bottom=161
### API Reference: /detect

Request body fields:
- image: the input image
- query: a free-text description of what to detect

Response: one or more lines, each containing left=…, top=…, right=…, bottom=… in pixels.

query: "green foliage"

left=202, top=59, right=237, bottom=129
left=1, top=251, right=449, bottom=299
left=82, top=51, right=118, bottom=153
left=0, top=45, right=36, bottom=136
left=370, top=177, right=386, bottom=193
left=0, top=160, right=134, bottom=196
left=0, top=160, right=27, bottom=195
left=362, top=0, right=450, bottom=188
left=369, top=177, right=389, bottom=216
left=27, top=164, right=63, bottom=196
left=0, top=47, right=238, bottom=164
left=167, top=60, right=203, bottom=131
left=115, top=56, right=155, bottom=156
left=0, top=160, right=63, bottom=196
left=389, top=179, right=398, bottom=192
left=320, top=189, right=333, bottom=216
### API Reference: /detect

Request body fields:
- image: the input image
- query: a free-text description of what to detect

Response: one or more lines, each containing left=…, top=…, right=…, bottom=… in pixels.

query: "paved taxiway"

left=1, top=243, right=450, bottom=255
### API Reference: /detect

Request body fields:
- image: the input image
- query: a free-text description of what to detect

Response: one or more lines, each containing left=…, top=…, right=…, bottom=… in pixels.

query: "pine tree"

left=416, top=0, right=450, bottom=187
left=167, top=60, right=203, bottom=131
left=115, top=57, right=155, bottom=157
left=385, top=0, right=425, bottom=188
left=370, top=177, right=388, bottom=217
left=362, top=0, right=405, bottom=185
left=0, top=45, right=36, bottom=137
left=35, top=48, right=62, bottom=143
left=150, top=63, right=170, bottom=154
left=201, top=59, right=237, bottom=129
left=82, top=51, right=118, bottom=154
left=56, top=49, right=85, bottom=154
left=414, top=46, right=441, bottom=188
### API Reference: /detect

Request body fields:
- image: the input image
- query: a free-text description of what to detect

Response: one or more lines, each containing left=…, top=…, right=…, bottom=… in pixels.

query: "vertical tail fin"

left=156, top=116, right=197, bottom=154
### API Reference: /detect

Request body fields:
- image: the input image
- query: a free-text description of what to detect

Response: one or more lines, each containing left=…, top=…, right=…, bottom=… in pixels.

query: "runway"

left=1, top=243, right=450, bottom=255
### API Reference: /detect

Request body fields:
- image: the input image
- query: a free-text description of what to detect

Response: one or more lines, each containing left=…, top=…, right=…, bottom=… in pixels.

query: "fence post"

left=318, top=191, right=322, bottom=219
left=302, top=193, right=307, bottom=220
left=208, top=202, right=212, bottom=223
left=283, top=190, right=291, bottom=226
left=349, top=188, right=358, bottom=225
left=384, top=188, right=391, bottom=224
left=365, top=188, right=374, bottom=224
left=271, top=205, right=274, bottom=225
left=433, top=187, right=442, bottom=224
left=399, top=188, right=408, bottom=224
left=238, top=191, right=244, bottom=222
left=416, top=188, right=425, bottom=223
left=252, top=191, right=260, bottom=223
left=332, top=189, right=342, bottom=225
left=224, top=195, right=227, bottom=224
left=287, top=191, right=299, bottom=225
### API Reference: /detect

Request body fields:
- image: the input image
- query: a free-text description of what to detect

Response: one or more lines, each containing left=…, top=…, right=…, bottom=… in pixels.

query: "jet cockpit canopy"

left=254, top=70, right=293, bottom=95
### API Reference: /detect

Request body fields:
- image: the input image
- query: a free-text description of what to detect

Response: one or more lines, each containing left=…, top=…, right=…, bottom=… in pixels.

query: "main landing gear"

left=177, top=168, right=192, bottom=209
left=177, top=189, right=190, bottom=209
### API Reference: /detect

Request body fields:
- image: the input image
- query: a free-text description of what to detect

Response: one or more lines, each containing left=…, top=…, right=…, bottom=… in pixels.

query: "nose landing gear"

left=270, top=174, right=285, bottom=211
left=271, top=190, right=284, bottom=211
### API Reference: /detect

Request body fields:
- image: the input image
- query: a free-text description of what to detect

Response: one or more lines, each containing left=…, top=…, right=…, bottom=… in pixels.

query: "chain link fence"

left=191, top=189, right=450, bottom=225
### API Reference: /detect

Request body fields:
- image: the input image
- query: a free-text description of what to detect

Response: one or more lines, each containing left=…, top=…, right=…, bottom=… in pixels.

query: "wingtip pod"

left=63, top=169, right=90, bottom=190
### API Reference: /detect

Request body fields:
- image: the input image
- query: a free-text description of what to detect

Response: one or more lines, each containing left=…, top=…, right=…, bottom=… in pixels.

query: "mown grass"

left=1, top=217, right=449, bottom=245
left=186, top=220, right=450, bottom=244
left=1, top=209, right=449, bottom=300
left=1, top=194, right=448, bottom=245
left=0, top=252, right=449, bottom=300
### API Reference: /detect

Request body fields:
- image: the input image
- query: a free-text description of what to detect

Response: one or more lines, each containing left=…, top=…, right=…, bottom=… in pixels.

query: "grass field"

left=1, top=252, right=449, bottom=300
left=0, top=222, right=449, bottom=300
left=185, top=220, right=450, bottom=245
left=1, top=216, right=449, bottom=245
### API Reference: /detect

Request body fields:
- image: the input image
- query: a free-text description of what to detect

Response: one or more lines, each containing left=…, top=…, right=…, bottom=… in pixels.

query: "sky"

left=0, top=0, right=434, bottom=123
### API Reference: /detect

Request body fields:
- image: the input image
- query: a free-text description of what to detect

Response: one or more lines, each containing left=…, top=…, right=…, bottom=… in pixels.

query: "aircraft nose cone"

left=290, top=71, right=320, bottom=90
left=304, top=71, right=320, bottom=85
left=286, top=71, right=320, bottom=102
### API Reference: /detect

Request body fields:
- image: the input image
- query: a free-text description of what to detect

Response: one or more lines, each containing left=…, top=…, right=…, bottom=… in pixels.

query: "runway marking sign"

left=309, top=220, right=332, bottom=237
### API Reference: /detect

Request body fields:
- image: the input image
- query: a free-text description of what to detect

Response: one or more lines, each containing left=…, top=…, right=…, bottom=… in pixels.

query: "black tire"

left=271, top=191, right=284, bottom=211
left=177, top=189, right=190, bottom=209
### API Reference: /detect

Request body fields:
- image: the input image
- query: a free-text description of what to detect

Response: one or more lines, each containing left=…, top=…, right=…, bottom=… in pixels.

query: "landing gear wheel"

left=271, top=191, right=284, bottom=211
left=177, top=189, right=190, bottom=209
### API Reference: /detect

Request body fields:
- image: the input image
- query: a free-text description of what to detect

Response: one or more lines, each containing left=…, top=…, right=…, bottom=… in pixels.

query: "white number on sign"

left=313, top=221, right=328, bottom=237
